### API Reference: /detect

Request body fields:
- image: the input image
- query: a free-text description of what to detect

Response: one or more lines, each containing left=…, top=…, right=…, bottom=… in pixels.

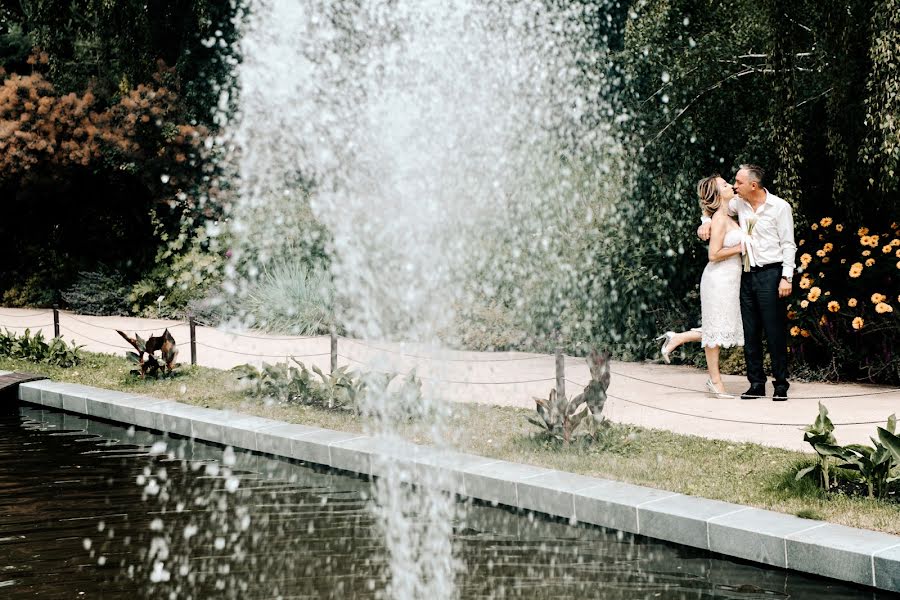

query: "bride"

left=656, top=175, right=745, bottom=398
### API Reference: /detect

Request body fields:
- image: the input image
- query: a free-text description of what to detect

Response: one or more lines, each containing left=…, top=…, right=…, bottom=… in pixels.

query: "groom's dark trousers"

left=740, top=263, right=789, bottom=389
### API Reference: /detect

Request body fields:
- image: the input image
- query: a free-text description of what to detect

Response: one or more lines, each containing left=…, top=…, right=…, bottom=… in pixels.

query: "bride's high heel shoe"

left=705, top=379, right=734, bottom=399
left=655, top=332, right=675, bottom=363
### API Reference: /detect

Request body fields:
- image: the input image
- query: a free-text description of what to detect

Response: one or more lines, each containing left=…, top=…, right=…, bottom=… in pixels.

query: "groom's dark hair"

left=739, top=164, right=765, bottom=185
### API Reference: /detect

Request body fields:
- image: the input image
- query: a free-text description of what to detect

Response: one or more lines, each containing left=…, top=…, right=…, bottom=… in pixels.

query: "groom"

left=698, top=164, right=797, bottom=401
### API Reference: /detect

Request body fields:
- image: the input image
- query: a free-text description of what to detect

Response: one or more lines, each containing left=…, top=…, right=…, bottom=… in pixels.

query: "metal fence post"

left=330, top=326, right=338, bottom=373
left=53, top=307, right=60, bottom=338
left=555, top=347, right=566, bottom=400
left=189, top=317, right=197, bottom=366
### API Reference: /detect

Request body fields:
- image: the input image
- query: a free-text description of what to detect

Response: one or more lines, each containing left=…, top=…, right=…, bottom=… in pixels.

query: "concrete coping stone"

left=13, top=378, right=900, bottom=594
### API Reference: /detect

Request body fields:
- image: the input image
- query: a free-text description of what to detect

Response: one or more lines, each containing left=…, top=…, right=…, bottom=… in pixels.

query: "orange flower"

left=800, top=299, right=809, bottom=308
left=866, top=258, right=875, bottom=267
left=790, top=326, right=800, bottom=336
left=896, top=248, right=900, bottom=258
left=883, top=245, right=893, bottom=254
left=820, top=217, right=832, bottom=227
left=800, top=329, right=811, bottom=338
left=787, top=310, right=798, bottom=319
left=852, top=316, right=864, bottom=330
left=811, top=223, right=819, bottom=230
left=871, top=293, right=886, bottom=304
left=876, top=302, right=893, bottom=314
left=800, top=253, right=812, bottom=267
left=858, top=227, right=869, bottom=236
left=819, top=315, right=828, bottom=325
left=827, top=301, right=840, bottom=312
left=848, top=298, right=858, bottom=307
left=863, top=250, right=871, bottom=256
left=860, top=235, right=871, bottom=246
left=835, top=224, right=844, bottom=232
left=823, top=243, right=833, bottom=252
left=849, top=263, right=863, bottom=278
left=816, top=249, right=825, bottom=257
left=799, top=274, right=812, bottom=289
left=822, top=257, right=830, bottom=263
left=892, top=239, right=900, bottom=247
left=808, top=287, right=821, bottom=302
left=868, top=235, right=880, bottom=248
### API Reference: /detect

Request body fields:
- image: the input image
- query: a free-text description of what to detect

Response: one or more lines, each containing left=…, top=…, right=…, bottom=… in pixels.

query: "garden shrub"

left=788, top=219, right=900, bottom=384
left=62, top=269, right=132, bottom=315
left=0, top=328, right=83, bottom=367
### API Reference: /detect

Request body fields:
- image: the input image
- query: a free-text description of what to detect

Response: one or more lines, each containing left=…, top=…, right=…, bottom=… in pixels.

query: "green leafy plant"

left=796, top=402, right=843, bottom=490
left=528, top=351, right=611, bottom=444
left=832, top=415, right=897, bottom=499
left=0, top=328, right=83, bottom=368
left=798, top=404, right=899, bottom=499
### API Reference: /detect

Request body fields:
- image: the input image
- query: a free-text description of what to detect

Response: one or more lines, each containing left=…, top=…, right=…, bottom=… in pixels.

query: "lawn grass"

left=2, top=351, right=898, bottom=534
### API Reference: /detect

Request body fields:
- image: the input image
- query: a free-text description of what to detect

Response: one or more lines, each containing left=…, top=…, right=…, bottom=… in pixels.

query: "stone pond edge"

left=9, top=375, right=900, bottom=593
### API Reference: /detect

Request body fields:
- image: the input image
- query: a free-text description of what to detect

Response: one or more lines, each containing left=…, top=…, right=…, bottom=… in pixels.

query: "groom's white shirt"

left=728, top=190, right=797, bottom=279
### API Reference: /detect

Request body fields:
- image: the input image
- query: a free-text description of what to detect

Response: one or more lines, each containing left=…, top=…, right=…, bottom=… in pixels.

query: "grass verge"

left=2, top=352, right=897, bottom=534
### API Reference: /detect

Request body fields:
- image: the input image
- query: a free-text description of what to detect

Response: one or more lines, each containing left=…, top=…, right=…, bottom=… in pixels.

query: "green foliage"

left=62, top=269, right=131, bottom=315
left=797, top=403, right=899, bottom=500
left=242, top=261, right=335, bottom=335
left=0, top=328, right=83, bottom=367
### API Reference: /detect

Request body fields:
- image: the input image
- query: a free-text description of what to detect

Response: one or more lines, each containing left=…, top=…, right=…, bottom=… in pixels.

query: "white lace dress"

left=700, top=227, right=745, bottom=348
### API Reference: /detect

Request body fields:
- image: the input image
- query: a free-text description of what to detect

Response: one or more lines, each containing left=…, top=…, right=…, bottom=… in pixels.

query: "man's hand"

left=697, top=221, right=712, bottom=241
left=778, top=278, right=792, bottom=299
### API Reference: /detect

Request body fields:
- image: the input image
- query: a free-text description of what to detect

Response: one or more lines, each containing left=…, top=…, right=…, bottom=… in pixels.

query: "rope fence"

left=2, top=309, right=899, bottom=412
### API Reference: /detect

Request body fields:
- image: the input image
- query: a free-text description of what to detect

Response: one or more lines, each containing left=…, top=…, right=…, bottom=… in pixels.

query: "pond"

left=0, top=405, right=881, bottom=599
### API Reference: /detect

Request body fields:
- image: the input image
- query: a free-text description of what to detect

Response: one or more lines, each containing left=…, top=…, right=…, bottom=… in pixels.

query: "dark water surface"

left=0, top=405, right=883, bottom=599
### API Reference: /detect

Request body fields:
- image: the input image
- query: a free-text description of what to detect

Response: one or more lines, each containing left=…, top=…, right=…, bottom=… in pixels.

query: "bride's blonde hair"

left=697, top=175, right=722, bottom=217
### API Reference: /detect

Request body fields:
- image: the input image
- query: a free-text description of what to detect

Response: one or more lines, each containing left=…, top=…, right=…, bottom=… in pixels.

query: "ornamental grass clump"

left=789, top=218, right=900, bottom=383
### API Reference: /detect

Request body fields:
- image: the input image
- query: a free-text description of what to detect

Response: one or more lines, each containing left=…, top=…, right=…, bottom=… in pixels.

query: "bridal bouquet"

left=742, top=217, right=758, bottom=272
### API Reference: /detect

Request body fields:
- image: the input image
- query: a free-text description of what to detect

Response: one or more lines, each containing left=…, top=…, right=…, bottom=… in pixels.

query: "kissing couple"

left=658, top=164, right=797, bottom=401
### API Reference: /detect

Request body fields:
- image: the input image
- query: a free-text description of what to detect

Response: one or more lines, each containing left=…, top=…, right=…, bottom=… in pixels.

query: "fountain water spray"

left=223, top=0, right=628, bottom=597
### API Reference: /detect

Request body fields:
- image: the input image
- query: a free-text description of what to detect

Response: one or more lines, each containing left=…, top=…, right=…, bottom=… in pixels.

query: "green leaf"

left=876, top=427, right=900, bottom=463
left=795, top=465, right=819, bottom=481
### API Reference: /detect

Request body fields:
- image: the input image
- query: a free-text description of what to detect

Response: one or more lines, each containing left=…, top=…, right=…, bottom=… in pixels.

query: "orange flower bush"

left=789, top=219, right=899, bottom=383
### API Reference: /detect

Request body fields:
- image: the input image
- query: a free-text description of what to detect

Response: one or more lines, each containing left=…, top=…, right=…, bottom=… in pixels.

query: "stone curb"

left=16, top=379, right=900, bottom=593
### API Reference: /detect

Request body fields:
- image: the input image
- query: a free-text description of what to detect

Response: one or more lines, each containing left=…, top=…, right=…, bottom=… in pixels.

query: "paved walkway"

left=2, top=307, right=898, bottom=452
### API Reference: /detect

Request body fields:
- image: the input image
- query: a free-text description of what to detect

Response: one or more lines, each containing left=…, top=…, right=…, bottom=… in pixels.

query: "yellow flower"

left=799, top=253, right=812, bottom=267
left=862, top=250, right=871, bottom=256
left=823, top=243, right=833, bottom=252
left=860, top=235, right=871, bottom=246
left=871, top=292, right=886, bottom=304
left=849, top=262, right=863, bottom=278
left=827, top=301, right=840, bottom=312
left=896, top=248, right=900, bottom=258
left=835, top=224, right=843, bottom=232
left=808, top=287, right=821, bottom=302
left=790, top=326, right=800, bottom=336
left=892, top=239, right=900, bottom=247
left=852, top=316, right=864, bottom=330
left=866, top=258, right=875, bottom=267
left=816, top=249, right=825, bottom=257
left=875, top=302, right=893, bottom=314
left=820, top=217, right=832, bottom=227
left=800, top=299, right=809, bottom=308
left=883, top=245, right=893, bottom=254
left=811, top=223, right=818, bottom=230
left=858, top=227, right=869, bottom=236
left=800, top=329, right=811, bottom=338
left=868, top=235, right=880, bottom=248
left=848, top=298, right=858, bottom=307
left=799, top=274, right=812, bottom=289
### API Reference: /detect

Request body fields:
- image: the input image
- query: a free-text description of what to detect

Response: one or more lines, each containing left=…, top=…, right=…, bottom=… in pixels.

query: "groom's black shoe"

left=740, top=385, right=766, bottom=400
left=772, top=386, right=789, bottom=402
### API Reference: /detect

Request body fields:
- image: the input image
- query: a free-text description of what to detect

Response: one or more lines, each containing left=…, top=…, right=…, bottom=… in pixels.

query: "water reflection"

left=0, top=406, right=880, bottom=599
